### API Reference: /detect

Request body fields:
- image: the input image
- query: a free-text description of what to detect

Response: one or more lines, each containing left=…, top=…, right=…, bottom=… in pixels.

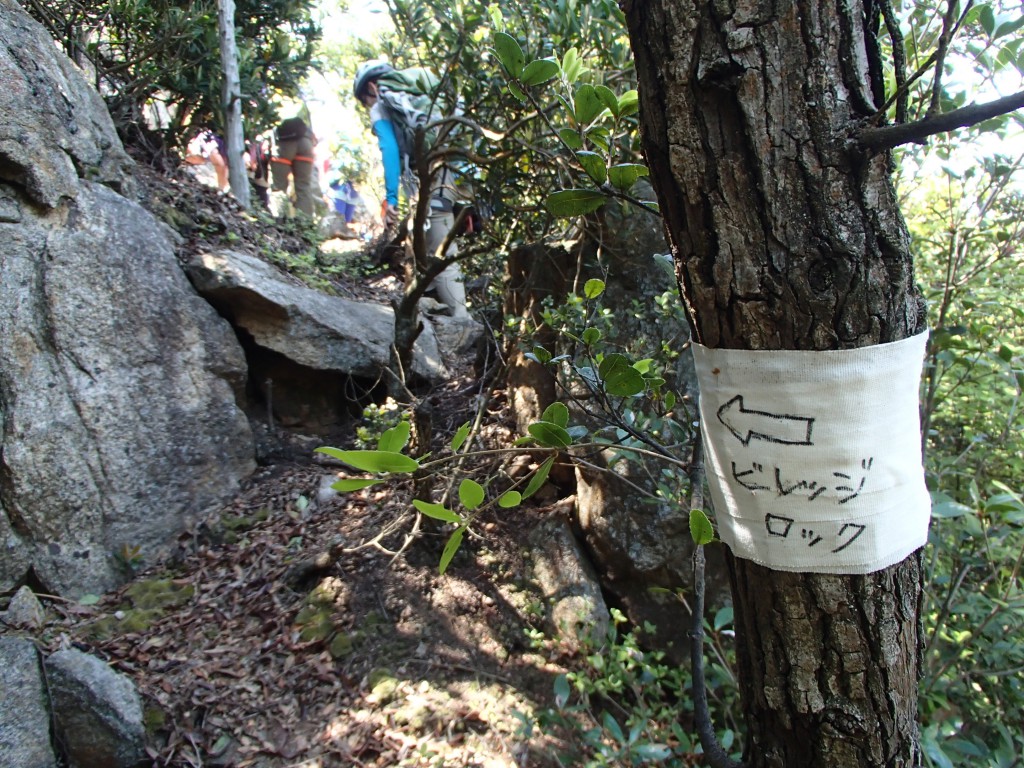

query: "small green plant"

left=318, top=278, right=694, bottom=573
left=114, top=543, right=144, bottom=575
left=516, top=609, right=740, bottom=766
left=356, top=398, right=410, bottom=450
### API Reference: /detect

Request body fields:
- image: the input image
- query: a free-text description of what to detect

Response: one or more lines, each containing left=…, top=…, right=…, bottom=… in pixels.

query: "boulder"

left=0, top=0, right=133, bottom=207
left=528, top=515, right=609, bottom=649
left=185, top=248, right=452, bottom=426
left=0, top=1, right=256, bottom=597
left=3, top=585, right=46, bottom=629
left=0, top=637, right=58, bottom=768
left=45, top=648, right=145, bottom=768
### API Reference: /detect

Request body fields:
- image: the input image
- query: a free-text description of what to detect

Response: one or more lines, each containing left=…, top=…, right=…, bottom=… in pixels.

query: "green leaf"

left=599, top=353, right=646, bottom=396
left=78, top=593, right=101, bottom=606
left=377, top=421, right=411, bottom=453
left=524, top=456, right=555, bottom=498
left=438, top=526, right=465, bottom=575
left=546, top=189, right=606, bottom=217
left=602, top=711, right=624, bottom=742
left=566, top=425, right=589, bottom=440
left=689, top=509, right=715, bottom=545
left=584, top=278, right=606, bottom=299
left=498, top=490, right=522, bottom=508
left=633, top=744, right=673, bottom=761
left=487, top=4, right=504, bottom=29
left=558, top=128, right=584, bottom=150
left=508, top=82, right=526, bottom=102
left=315, top=448, right=419, bottom=473
left=413, top=499, right=461, bottom=523
left=594, top=84, right=618, bottom=116
left=451, top=421, right=471, bottom=452
left=664, top=391, right=676, bottom=410
left=561, top=47, right=584, bottom=83
left=713, top=605, right=734, bottom=630
left=608, top=163, right=650, bottom=191
left=994, top=14, right=1024, bottom=39
left=582, top=327, right=602, bottom=345
left=979, top=5, right=996, bottom=35
left=331, top=478, right=383, bottom=492
left=586, top=125, right=610, bottom=152
left=528, top=421, right=573, bottom=448
left=931, top=499, right=973, bottom=518
left=522, top=58, right=559, bottom=86
left=598, top=353, right=630, bottom=378
left=459, top=478, right=486, bottom=510
left=493, top=32, right=525, bottom=78
left=528, top=345, right=552, bottom=364
left=574, top=84, right=606, bottom=125
left=617, top=89, right=639, bottom=117
left=605, top=366, right=645, bottom=396
left=576, top=151, right=607, bottom=184
left=553, top=673, right=571, bottom=709
left=541, top=401, right=570, bottom=427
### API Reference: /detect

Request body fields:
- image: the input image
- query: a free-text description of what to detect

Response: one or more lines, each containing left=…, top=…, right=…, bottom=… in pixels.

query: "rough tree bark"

left=503, top=242, right=575, bottom=434
left=623, top=0, right=928, bottom=765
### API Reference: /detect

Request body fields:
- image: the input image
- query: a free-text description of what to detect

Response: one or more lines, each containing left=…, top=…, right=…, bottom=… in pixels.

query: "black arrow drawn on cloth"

left=716, top=395, right=815, bottom=446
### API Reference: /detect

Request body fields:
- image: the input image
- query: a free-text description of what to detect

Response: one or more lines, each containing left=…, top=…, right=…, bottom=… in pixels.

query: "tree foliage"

left=902, top=133, right=1024, bottom=765
left=23, top=0, right=322, bottom=147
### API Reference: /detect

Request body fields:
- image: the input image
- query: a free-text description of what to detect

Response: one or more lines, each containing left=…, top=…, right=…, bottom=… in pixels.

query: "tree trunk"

left=218, top=0, right=249, bottom=208
left=503, top=242, right=575, bottom=434
left=623, top=0, right=927, bottom=765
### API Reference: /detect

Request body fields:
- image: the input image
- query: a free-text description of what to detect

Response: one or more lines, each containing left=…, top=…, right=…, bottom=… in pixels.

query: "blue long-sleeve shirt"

left=369, top=102, right=401, bottom=207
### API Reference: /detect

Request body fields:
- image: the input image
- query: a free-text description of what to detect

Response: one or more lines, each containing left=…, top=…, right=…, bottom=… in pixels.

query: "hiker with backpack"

left=270, top=116, right=316, bottom=216
left=353, top=60, right=469, bottom=318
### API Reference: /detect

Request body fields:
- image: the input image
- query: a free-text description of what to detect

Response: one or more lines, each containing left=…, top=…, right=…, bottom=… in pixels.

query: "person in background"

left=270, top=116, right=315, bottom=216
left=328, top=178, right=361, bottom=225
left=246, top=136, right=271, bottom=209
left=353, top=60, right=468, bottom=318
left=185, top=129, right=229, bottom=192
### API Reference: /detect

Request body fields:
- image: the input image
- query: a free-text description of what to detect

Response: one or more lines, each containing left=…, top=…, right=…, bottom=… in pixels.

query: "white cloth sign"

left=691, top=331, right=931, bottom=574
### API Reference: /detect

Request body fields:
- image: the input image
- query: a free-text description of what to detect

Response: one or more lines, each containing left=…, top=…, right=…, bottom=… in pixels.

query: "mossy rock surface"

left=87, top=607, right=164, bottom=640
left=222, top=507, right=270, bottom=532
left=329, top=632, right=354, bottom=658
left=126, top=578, right=195, bottom=610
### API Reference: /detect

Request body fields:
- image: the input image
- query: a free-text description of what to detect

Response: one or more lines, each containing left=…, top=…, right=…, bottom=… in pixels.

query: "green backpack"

left=377, top=67, right=445, bottom=162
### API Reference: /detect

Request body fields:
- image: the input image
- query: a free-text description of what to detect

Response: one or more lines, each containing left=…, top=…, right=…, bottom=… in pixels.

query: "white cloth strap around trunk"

left=691, top=331, right=931, bottom=575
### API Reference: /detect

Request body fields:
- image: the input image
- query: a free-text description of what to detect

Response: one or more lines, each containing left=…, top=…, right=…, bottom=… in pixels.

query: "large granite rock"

left=0, top=637, right=57, bottom=768
left=0, top=1, right=255, bottom=597
left=45, top=648, right=146, bottom=768
left=0, top=0, right=133, bottom=206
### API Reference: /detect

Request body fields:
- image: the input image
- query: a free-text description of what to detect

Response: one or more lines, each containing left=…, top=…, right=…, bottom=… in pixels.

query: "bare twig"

left=928, top=0, right=973, bottom=118
left=688, top=435, right=747, bottom=768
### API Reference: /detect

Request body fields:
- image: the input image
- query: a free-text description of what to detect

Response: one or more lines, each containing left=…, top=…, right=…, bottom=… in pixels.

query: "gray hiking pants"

left=270, top=136, right=315, bottom=216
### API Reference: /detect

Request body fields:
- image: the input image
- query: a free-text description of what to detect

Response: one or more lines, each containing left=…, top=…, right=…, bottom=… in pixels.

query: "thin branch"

left=857, top=89, right=1024, bottom=152
left=872, top=2, right=974, bottom=123
left=929, top=0, right=972, bottom=118
left=688, top=434, right=748, bottom=768
left=878, top=0, right=908, bottom=123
